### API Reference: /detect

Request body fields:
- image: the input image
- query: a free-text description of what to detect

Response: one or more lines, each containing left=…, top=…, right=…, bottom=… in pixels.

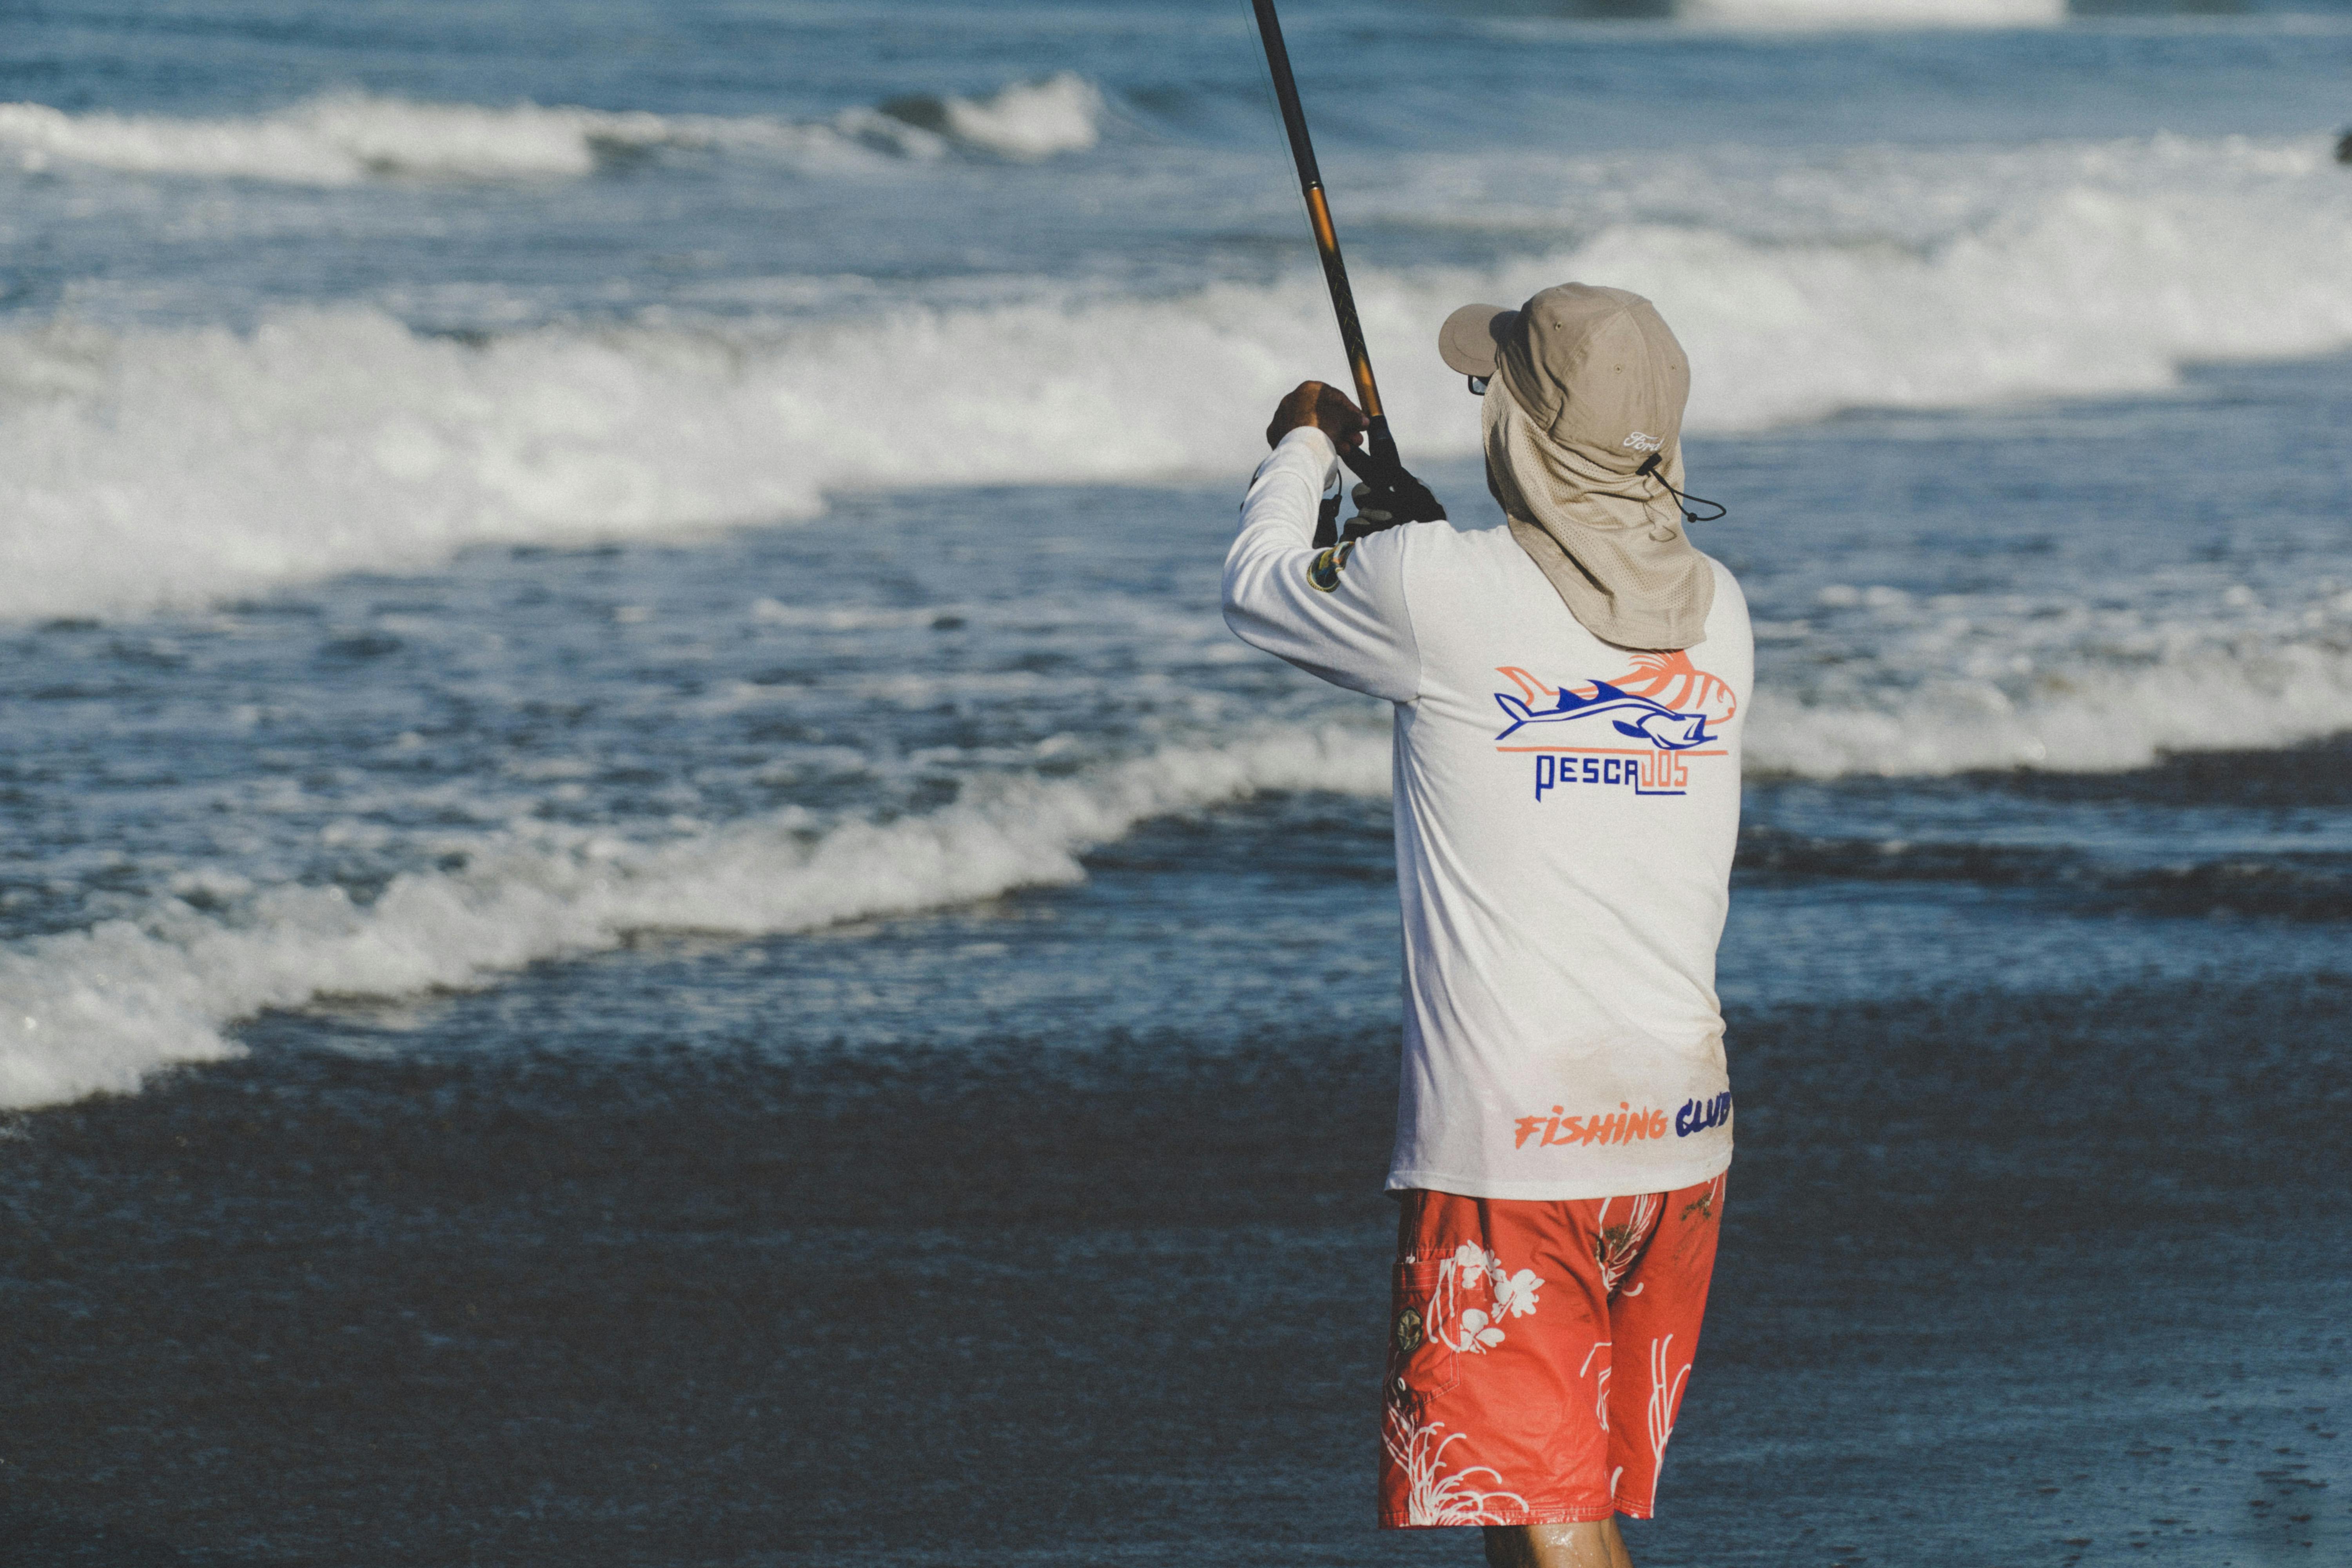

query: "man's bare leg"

left=1482, top=1519, right=1633, bottom=1568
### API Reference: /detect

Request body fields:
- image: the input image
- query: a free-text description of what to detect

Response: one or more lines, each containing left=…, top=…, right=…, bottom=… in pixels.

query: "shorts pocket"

left=1387, top=1259, right=1457, bottom=1404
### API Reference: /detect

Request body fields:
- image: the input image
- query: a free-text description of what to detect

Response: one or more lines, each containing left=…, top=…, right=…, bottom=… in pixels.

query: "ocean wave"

left=12, top=648, right=2351, bottom=1110
left=1738, top=827, right=2352, bottom=919
left=0, top=75, right=1105, bottom=184
left=18, top=665, right=2348, bottom=1112
left=1748, top=602, right=2352, bottom=777
left=1677, top=0, right=2063, bottom=27
left=0, top=133, right=2343, bottom=625
left=865, top=73, right=1107, bottom=160
left=2, top=134, right=2346, bottom=623
left=0, top=727, right=1387, bottom=1112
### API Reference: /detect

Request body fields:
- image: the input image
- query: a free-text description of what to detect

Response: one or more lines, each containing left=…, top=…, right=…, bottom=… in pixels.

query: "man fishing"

left=1222, top=283, right=1751, bottom=1568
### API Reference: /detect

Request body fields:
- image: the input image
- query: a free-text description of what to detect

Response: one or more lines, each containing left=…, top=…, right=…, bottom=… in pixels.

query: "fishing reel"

left=1314, top=443, right=1447, bottom=548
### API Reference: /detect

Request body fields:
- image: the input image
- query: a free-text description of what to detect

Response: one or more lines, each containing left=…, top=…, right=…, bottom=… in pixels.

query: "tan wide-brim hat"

left=1438, top=284, right=1690, bottom=475
left=1443, top=283, right=1712, bottom=651
left=1437, top=302, right=1516, bottom=379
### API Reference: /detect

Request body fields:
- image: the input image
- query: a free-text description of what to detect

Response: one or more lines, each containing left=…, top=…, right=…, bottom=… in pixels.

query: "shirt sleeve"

left=1220, top=426, right=1422, bottom=703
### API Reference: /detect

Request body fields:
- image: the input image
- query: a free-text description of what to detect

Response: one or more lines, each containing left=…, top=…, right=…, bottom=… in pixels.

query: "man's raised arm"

left=1221, top=381, right=1421, bottom=704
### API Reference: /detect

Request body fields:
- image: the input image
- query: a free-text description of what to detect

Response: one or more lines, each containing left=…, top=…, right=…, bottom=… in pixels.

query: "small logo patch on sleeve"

left=1306, top=539, right=1357, bottom=592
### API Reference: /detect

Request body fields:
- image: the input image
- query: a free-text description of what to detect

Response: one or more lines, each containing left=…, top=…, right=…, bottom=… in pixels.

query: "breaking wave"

left=1746, top=592, right=2352, bottom=778
left=0, top=74, right=1106, bottom=184
left=16, top=641, right=2352, bottom=1111
left=1677, top=0, right=2063, bottom=26
left=866, top=73, right=1106, bottom=160
left=1738, top=828, right=2352, bottom=920
left=14, top=639, right=2352, bottom=1111
left=0, top=727, right=1387, bottom=1111
left=1, top=132, right=2345, bottom=622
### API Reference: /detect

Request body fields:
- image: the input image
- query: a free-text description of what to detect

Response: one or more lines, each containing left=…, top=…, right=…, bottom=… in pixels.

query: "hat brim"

left=1438, top=303, right=1517, bottom=378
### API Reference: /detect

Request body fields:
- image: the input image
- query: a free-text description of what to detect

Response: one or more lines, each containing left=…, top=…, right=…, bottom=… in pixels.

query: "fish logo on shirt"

left=1492, top=652, right=1738, bottom=749
left=1494, top=681, right=1715, bottom=749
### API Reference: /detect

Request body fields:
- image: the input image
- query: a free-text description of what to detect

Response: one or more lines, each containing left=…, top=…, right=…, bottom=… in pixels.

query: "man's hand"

left=1265, top=381, right=1367, bottom=450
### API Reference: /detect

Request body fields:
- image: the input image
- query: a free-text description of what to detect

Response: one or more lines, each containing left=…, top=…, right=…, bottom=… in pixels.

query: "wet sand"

left=4, top=961, right=2343, bottom=1566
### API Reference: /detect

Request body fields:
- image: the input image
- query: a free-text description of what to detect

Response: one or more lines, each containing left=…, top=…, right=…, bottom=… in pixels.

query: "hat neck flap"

left=1483, top=384, right=1714, bottom=653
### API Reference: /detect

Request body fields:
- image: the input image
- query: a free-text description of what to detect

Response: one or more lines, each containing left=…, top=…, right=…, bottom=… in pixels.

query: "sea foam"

left=1678, top=0, right=2063, bottom=27
left=0, top=727, right=1388, bottom=1111
left=1747, top=609, right=2352, bottom=778
left=2, top=134, right=2345, bottom=624
left=13, top=579, right=2352, bottom=1111
left=0, top=76, right=1105, bottom=185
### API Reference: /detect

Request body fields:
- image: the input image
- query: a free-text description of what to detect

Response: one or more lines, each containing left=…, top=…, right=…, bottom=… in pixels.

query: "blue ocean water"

left=1, top=2, right=2348, bottom=1564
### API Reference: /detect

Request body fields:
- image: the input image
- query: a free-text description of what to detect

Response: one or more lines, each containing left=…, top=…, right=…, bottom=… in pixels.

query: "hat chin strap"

left=1635, top=452, right=1727, bottom=525
left=1484, top=389, right=1715, bottom=652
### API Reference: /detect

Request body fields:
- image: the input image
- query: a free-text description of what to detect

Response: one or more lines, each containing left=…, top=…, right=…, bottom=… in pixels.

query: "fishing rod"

left=1247, top=0, right=1442, bottom=546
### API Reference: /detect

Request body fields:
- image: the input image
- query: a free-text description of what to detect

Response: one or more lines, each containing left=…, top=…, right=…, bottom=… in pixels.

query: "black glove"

left=1340, top=473, right=1446, bottom=540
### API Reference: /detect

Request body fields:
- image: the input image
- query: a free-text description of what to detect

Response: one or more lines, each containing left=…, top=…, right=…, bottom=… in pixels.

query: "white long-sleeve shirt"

left=1224, top=426, right=1752, bottom=1199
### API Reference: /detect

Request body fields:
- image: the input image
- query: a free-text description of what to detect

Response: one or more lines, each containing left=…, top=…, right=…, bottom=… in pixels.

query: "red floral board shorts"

left=1376, top=1175, right=1726, bottom=1528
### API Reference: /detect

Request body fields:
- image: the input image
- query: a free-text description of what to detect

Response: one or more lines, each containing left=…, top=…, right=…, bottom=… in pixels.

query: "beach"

left=3, top=1, right=2350, bottom=1561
